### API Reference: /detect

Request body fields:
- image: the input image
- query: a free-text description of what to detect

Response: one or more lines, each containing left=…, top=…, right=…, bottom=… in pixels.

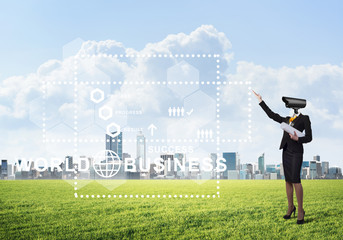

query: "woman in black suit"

left=253, top=91, right=312, bottom=224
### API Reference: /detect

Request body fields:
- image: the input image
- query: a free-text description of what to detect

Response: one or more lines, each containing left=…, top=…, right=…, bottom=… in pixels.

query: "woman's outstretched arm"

left=252, top=90, right=287, bottom=124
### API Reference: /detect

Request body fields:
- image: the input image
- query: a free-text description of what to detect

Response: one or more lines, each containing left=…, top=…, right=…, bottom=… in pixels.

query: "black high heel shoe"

left=283, top=206, right=296, bottom=219
left=297, top=210, right=305, bottom=224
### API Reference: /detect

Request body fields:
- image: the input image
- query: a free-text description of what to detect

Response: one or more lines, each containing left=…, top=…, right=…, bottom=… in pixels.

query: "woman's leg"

left=294, top=183, right=304, bottom=219
left=286, top=181, right=294, bottom=214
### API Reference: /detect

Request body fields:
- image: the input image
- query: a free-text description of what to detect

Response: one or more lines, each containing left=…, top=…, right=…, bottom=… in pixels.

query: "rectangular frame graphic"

left=41, top=53, right=252, bottom=199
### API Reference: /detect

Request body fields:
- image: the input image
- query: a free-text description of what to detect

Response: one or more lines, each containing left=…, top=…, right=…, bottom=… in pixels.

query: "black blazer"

left=259, top=101, right=312, bottom=153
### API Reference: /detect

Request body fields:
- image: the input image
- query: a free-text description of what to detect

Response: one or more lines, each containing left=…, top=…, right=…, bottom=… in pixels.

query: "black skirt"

left=282, top=144, right=303, bottom=183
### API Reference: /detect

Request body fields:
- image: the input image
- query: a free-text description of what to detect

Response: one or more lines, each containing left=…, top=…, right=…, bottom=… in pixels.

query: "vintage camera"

left=282, top=96, right=306, bottom=114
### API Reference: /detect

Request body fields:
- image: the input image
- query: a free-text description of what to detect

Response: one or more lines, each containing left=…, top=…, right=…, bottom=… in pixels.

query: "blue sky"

left=1, top=1, right=343, bottom=169
left=1, top=0, right=343, bottom=80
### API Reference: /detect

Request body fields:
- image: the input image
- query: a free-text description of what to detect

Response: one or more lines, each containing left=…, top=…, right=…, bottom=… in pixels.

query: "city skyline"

left=1, top=130, right=342, bottom=180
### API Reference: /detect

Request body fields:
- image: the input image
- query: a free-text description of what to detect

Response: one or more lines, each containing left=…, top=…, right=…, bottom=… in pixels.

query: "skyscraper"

left=106, top=131, right=123, bottom=160
left=223, top=152, right=237, bottom=170
left=62, top=156, right=74, bottom=179
left=246, top=163, right=253, bottom=176
left=175, top=153, right=185, bottom=178
left=65, top=156, right=73, bottom=171
left=236, top=153, right=240, bottom=171
left=309, top=161, right=317, bottom=179
left=136, top=131, right=146, bottom=171
left=8, top=164, right=13, bottom=176
left=258, top=153, right=265, bottom=174
left=316, top=162, right=322, bottom=178
left=1, top=160, right=8, bottom=179
left=161, top=154, right=175, bottom=177
left=313, top=155, right=322, bottom=178
left=210, top=153, right=218, bottom=179
left=322, top=161, right=329, bottom=175
left=223, top=152, right=239, bottom=179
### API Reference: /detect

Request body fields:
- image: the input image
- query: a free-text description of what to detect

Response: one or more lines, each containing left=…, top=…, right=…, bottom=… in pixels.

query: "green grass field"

left=0, top=180, right=342, bottom=239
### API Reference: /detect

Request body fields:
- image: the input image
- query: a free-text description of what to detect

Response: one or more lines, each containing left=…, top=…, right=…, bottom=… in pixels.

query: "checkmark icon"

left=186, top=108, right=193, bottom=116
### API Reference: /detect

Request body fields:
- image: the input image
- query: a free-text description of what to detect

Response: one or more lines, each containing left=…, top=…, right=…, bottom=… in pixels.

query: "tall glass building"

left=223, top=152, right=239, bottom=179
left=1, top=159, right=8, bottom=179
left=106, top=131, right=123, bottom=160
left=136, top=131, right=146, bottom=171
left=258, top=153, right=265, bottom=174
left=64, top=156, right=73, bottom=171
left=309, top=161, right=317, bottom=179
left=321, top=161, right=329, bottom=175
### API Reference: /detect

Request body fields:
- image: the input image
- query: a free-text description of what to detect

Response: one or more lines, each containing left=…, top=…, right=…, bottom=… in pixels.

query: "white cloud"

left=0, top=25, right=231, bottom=159
left=0, top=104, right=10, bottom=116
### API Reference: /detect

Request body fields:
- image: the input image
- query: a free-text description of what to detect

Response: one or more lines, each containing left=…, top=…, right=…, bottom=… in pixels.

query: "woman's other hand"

left=289, top=131, right=299, bottom=141
left=252, top=90, right=262, bottom=103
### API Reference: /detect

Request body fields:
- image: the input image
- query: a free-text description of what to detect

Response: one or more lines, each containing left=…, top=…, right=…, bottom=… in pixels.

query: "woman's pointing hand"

left=252, top=90, right=262, bottom=103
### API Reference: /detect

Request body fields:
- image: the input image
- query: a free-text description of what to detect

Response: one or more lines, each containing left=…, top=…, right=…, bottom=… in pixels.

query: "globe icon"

left=93, top=150, right=122, bottom=178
